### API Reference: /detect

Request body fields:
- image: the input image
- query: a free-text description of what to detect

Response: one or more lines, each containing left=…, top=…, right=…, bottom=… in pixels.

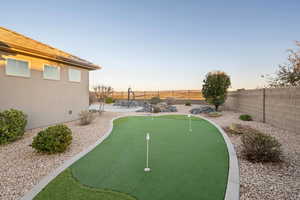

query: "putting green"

left=35, top=115, right=229, bottom=200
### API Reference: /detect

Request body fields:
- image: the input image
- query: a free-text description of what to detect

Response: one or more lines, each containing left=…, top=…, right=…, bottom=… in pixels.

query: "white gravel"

left=0, top=112, right=121, bottom=200
left=0, top=105, right=299, bottom=200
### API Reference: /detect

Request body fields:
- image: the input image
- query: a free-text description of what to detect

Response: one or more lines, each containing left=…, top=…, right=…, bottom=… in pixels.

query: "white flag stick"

left=144, top=133, right=151, bottom=172
left=188, top=114, right=192, bottom=132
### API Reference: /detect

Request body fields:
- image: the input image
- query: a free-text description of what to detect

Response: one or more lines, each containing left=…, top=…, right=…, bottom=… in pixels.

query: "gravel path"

left=0, top=112, right=121, bottom=200
left=0, top=105, right=299, bottom=200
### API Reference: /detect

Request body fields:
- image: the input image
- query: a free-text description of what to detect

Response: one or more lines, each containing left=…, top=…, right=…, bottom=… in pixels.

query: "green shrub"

left=152, top=106, right=161, bottom=113
left=0, top=109, right=27, bottom=145
left=207, top=112, right=222, bottom=117
left=150, top=96, right=161, bottom=105
left=239, top=114, right=252, bottom=121
left=241, top=130, right=282, bottom=162
left=79, top=110, right=95, bottom=125
left=166, top=97, right=176, bottom=105
left=31, top=124, right=72, bottom=153
left=185, top=101, right=191, bottom=106
left=105, top=97, right=114, bottom=104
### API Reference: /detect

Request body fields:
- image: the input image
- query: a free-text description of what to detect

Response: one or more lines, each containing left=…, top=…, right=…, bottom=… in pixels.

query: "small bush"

left=152, top=106, right=161, bottom=113
left=241, top=130, right=282, bottom=162
left=0, top=109, right=27, bottom=145
left=185, top=101, right=191, bottom=106
left=31, top=124, right=72, bottom=153
left=150, top=96, right=161, bottom=105
left=239, top=114, right=252, bottom=121
left=225, top=123, right=254, bottom=135
left=79, top=110, right=95, bottom=125
left=207, top=112, right=222, bottom=117
left=105, top=97, right=114, bottom=104
left=166, top=97, right=176, bottom=105
left=89, top=109, right=98, bottom=113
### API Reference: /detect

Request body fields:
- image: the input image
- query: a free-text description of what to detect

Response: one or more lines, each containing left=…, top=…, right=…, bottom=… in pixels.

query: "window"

left=68, top=68, right=81, bottom=82
left=6, top=58, right=30, bottom=77
left=43, top=65, right=60, bottom=80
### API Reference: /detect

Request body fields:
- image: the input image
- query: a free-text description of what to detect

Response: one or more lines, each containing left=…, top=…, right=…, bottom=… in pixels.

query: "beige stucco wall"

left=0, top=51, right=89, bottom=129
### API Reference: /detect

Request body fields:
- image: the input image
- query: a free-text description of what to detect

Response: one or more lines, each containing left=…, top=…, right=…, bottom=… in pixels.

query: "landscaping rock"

left=136, top=102, right=177, bottom=113
left=189, top=106, right=215, bottom=114
left=166, top=105, right=178, bottom=112
left=136, top=102, right=153, bottom=112
left=113, top=100, right=143, bottom=107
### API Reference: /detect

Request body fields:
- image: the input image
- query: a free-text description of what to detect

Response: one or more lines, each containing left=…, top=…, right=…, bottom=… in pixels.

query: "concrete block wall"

left=264, top=88, right=300, bottom=134
left=224, top=88, right=300, bottom=134
left=224, top=89, right=264, bottom=121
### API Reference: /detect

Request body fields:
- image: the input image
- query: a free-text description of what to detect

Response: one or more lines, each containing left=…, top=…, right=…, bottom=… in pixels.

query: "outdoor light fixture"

left=144, top=133, right=151, bottom=172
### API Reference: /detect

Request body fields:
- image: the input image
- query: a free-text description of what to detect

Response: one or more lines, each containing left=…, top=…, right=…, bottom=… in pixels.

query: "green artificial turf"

left=35, top=115, right=229, bottom=200
left=34, top=168, right=135, bottom=200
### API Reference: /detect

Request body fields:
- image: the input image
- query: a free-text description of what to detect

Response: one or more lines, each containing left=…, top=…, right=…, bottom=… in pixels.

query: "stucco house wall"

left=0, top=51, right=90, bottom=129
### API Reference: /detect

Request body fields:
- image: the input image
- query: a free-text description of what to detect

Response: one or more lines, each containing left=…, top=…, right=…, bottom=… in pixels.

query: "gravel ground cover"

left=0, top=112, right=121, bottom=200
left=0, top=105, right=299, bottom=200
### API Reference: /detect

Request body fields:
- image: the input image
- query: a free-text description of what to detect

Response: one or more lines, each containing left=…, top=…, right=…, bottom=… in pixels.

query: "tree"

left=202, top=71, right=231, bottom=111
left=266, top=41, right=300, bottom=87
left=93, top=85, right=113, bottom=113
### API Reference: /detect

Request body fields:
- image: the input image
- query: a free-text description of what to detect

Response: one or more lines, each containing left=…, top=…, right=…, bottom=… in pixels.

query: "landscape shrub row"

left=0, top=108, right=74, bottom=154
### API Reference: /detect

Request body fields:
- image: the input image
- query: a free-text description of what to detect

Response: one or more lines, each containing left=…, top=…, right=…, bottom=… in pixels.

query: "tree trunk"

left=215, top=104, right=219, bottom=112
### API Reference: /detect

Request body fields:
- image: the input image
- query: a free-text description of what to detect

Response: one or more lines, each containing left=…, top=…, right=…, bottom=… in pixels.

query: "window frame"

left=43, top=64, right=61, bottom=81
left=68, top=68, right=81, bottom=83
left=5, top=57, right=31, bottom=78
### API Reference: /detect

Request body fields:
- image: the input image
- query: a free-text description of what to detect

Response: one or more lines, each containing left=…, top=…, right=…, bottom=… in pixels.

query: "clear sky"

left=1, top=0, right=299, bottom=91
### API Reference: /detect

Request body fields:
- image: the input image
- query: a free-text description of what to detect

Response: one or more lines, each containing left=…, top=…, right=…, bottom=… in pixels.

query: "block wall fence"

left=224, top=88, right=300, bottom=134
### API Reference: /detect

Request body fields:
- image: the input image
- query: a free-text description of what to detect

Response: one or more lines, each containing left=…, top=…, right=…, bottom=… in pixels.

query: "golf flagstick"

left=188, top=114, right=192, bottom=132
left=144, top=133, right=151, bottom=172
left=151, top=107, right=154, bottom=120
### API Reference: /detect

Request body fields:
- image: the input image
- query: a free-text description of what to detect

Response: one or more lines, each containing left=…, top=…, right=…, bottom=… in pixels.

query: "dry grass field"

left=111, top=90, right=203, bottom=100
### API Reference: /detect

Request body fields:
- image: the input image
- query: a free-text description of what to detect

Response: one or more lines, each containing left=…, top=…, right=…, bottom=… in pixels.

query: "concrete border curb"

left=20, top=113, right=239, bottom=200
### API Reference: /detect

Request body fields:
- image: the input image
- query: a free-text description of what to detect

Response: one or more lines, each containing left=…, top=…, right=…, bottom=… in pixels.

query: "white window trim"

left=43, top=64, right=61, bottom=80
left=5, top=57, right=31, bottom=78
left=68, top=68, right=81, bottom=83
